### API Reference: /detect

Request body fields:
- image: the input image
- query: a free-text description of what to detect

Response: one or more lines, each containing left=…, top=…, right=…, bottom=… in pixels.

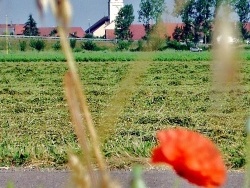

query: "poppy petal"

left=151, top=128, right=227, bottom=187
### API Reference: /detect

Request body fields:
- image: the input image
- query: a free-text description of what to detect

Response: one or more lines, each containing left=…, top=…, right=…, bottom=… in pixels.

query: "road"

left=0, top=168, right=245, bottom=188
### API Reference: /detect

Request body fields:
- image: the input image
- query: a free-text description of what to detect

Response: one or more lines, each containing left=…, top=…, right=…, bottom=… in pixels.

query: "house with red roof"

left=0, top=24, right=18, bottom=35
left=129, top=24, right=146, bottom=40
left=87, top=16, right=110, bottom=37
left=105, top=24, right=146, bottom=40
left=14, top=24, right=25, bottom=35
left=37, top=27, right=85, bottom=38
left=86, top=0, right=185, bottom=40
left=0, top=24, right=85, bottom=38
left=245, top=23, right=250, bottom=35
left=0, top=24, right=25, bottom=35
left=104, top=22, right=184, bottom=40
left=68, top=27, right=85, bottom=38
left=38, top=27, right=55, bottom=36
left=89, top=0, right=250, bottom=41
left=86, top=0, right=124, bottom=37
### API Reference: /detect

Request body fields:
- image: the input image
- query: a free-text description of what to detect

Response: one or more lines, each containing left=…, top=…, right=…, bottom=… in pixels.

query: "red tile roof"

left=0, top=24, right=23, bottom=35
left=38, top=27, right=55, bottom=36
left=0, top=23, right=85, bottom=37
left=38, top=27, right=85, bottom=38
left=0, top=24, right=7, bottom=29
left=14, top=24, right=25, bottom=35
left=245, top=23, right=250, bottom=33
left=105, top=25, right=146, bottom=40
left=164, top=23, right=184, bottom=38
left=105, top=23, right=184, bottom=40
left=129, top=24, right=146, bottom=40
left=69, top=27, right=85, bottom=38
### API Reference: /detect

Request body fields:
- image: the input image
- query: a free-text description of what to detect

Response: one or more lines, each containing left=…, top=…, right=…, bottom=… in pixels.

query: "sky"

left=0, top=0, right=180, bottom=31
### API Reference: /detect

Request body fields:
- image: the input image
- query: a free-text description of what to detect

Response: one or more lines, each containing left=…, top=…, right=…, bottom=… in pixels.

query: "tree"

left=193, top=0, right=215, bottom=44
left=172, top=25, right=184, bottom=41
left=70, top=39, right=77, bottom=49
left=173, top=0, right=190, bottom=16
left=115, top=4, right=135, bottom=40
left=179, top=0, right=195, bottom=43
left=49, top=28, right=57, bottom=37
left=30, top=39, right=45, bottom=51
left=138, top=0, right=165, bottom=36
left=177, top=0, right=215, bottom=44
left=23, top=14, right=39, bottom=36
left=233, top=0, right=250, bottom=39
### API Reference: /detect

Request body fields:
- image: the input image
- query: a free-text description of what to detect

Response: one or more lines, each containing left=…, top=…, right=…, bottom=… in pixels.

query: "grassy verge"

left=0, top=60, right=249, bottom=169
left=0, top=37, right=117, bottom=52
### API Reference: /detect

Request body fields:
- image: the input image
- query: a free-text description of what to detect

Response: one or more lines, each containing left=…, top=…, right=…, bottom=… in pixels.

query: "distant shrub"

left=201, top=45, right=212, bottom=51
left=244, top=45, right=250, bottom=50
left=167, top=40, right=189, bottom=50
left=82, top=40, right=98, bottom=51
left=52, top=41, right=61, bottom=51
left=19, top=41, right=27, bottom=51
left=116, top=40, right=131, bottom=51
left=70, top=39, right=77, bottom=49
left=84, top=33, right=94, bottom=38
left=73, top=47, right=82, bottom=52
left=136, top=40, right=144, bottom=51
left=30, top=39, right=45, bottom=51
left=145, top=20, right=166, bottom=51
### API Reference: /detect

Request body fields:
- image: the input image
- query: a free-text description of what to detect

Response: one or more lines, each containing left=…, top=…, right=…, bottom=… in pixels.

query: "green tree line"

left=173, top=0, right=250, bottom=43
left=22, top=1, right=250, bottom=45
left=115, top=0, right=250, bottom=44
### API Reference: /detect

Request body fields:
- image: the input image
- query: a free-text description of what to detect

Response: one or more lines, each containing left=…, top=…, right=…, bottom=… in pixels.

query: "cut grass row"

left=0, top=60, right=249, bottom=169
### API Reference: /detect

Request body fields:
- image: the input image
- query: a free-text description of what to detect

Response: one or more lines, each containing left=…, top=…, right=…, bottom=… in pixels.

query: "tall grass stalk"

left=46, top=0, right=115, bottom=187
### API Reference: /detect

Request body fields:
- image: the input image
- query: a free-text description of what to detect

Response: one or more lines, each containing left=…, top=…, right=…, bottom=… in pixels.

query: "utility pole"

left=88, top=19, right=90, bottom=34
left=6, top=15, right=8, bottom=54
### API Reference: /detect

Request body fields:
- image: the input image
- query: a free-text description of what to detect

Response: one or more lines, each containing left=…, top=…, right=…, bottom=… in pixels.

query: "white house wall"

left=91, top=0, right=124, bottom=37
left=105, top=21, right=115, bottom=30
left=93, top=23, right=107, bottom=37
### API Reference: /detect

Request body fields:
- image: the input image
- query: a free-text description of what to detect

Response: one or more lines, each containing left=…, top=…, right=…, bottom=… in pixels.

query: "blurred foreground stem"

left=58, top=25, right=111, bottom=187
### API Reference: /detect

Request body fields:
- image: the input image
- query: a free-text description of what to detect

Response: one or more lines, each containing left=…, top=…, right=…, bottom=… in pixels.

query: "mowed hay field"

left=0, top=58, right=250, bottom=169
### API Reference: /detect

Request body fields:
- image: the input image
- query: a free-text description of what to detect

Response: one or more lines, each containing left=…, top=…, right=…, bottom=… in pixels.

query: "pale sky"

left=0, top=0, right=180, bottom=30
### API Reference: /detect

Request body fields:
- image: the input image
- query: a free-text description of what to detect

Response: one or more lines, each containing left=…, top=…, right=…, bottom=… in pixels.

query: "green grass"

left=0, top=62, right=129, bottom=167
left=103, top=61, right=250, bottom=169
left=0, top=50, right=212, bottom=62
left=0, top=51, right=138, bottom=62
left=0, top=60, right=249, bottom=169
left=1, top=50, right=250, bottom=62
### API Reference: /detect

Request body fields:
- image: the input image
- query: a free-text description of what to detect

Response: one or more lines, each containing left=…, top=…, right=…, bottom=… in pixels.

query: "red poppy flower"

left=151, top=128, right=226, bottom=187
